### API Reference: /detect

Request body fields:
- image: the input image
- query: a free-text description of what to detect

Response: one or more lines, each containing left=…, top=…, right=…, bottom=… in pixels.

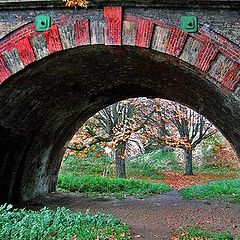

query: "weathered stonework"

left=0, top=4, right=239, bottom=203
left=1, top=6, right=239, bottom=91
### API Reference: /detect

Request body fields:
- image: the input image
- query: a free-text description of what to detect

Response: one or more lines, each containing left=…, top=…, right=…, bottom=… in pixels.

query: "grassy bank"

left=58, top=175, right=172, bottom=198
left=179, top=179, right=240, bottom=203
left=0, top=204, right=132, bottom=240
left=176, top=226, right=234, bottom=240
left=61, top=151, right=175, bottom=180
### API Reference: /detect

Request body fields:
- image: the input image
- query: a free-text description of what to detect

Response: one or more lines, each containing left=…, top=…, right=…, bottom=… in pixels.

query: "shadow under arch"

left=0, top=45, right=239, bottom=203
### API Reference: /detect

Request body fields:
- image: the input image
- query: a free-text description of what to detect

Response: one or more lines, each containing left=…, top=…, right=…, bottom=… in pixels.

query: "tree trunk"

left=184, top=148, right=193, bottom=175
left=115, top=142, right=126, bottom=178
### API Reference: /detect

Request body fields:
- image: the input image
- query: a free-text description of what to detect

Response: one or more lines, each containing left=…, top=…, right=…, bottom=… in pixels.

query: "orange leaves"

left=160, top=171, right=228, bottom=190
left=66, top=97, right=218, bottom=165
left=63, top=0, right=89, bottom=8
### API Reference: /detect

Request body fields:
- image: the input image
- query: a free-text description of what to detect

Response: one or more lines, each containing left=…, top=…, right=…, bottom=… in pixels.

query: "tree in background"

left=202, top=133, right=239, bottom=169
left=68, top=100, right=139, bottom=178
left=140, top=99, right=217, bottom=175
left=67, top=98, right=218, bottom=177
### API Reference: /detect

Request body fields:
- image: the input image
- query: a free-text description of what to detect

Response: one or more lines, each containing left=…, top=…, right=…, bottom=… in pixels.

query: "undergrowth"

left=179, top=179, right=240, bottom=203
left=0, top=204, right=132, bottom=240
left=176, top=226, right=234, bottom=240
left=57, top=175, right=172, bottom=198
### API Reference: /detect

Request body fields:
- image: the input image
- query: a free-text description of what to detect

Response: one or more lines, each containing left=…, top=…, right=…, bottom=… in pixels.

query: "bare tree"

left=68, top=100, right=137, bottom=178
left=68, top=98, right=217, bottom=177
left=140, top=99, right=217, bottom=175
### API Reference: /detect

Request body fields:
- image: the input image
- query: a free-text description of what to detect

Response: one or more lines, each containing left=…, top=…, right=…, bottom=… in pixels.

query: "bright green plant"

left=178, top=226, right=233, bottom=240
left=60, top=150, right=177, bottom=180
left=57, top=175, right=172, bottom=198
left=0, top=204, right=132, bottom=240
left=179, top=179, right=240, bottom=203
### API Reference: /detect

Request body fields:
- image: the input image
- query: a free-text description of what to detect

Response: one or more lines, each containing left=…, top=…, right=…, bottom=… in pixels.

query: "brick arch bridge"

left=0, top=3, right=239, bottom=203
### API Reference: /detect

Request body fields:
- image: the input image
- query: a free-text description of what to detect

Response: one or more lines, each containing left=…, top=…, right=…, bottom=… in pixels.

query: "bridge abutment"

left=0, top=2, right=239, bottom=203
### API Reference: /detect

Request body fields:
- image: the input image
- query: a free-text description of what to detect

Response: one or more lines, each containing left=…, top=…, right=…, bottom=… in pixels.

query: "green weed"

left=178, top=226, right=233, bottom=240
left=57, top=175, right=172, bottom=198
left=0, top=204, right=132, bottom=240
left=179, top=179, right=240, bottom=203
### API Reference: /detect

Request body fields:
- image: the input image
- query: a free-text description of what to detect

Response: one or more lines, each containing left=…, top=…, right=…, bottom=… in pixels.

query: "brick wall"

left=1, top=7, right=239, bottom=45
left=0, top=6, right=239, bottom=93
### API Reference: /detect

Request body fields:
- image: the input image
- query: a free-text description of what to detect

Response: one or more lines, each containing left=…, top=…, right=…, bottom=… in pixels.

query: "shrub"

left=179, top=179, right=240, bottom=202
left=57, top=175, right=172, bottom=198
left=177, top=226, right=233, bottom=240
left=0, top=204, right=132, bottom=240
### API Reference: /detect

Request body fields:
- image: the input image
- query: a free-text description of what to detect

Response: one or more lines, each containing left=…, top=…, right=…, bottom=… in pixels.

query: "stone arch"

left=0, top=7, right=239, bottom=91
left=0, top=6, right=239, bottom=203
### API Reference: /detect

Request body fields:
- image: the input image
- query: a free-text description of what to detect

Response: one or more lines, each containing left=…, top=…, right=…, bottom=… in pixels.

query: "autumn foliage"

left=63, top=0, right=89, bottom=8
left=65, top=98, right=238, bottom=177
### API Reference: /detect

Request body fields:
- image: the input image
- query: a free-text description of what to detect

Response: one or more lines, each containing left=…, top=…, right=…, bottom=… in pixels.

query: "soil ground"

left=27, top=190, right=240, bottom=240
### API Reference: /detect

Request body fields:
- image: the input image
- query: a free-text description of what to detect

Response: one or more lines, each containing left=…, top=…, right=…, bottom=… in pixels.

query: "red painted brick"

left=219, top=46, right=240, bottom=62
left=165, top=27, right=188, bottom=57
left=124, top=15, right=137, bottom=23
left=0, top=56, right=11, bottom=84
left=104, top=6, right=122, bottom=45
left=221, top=63, right=240, bottom=91
left=15, top=37, right=35, bottom=66
left=193, top=33, right=210, bottom=43
left=135, top=18, right=154, bottom=48
left=0, top=23, right=36, bottom=53
left=195, top=42, right=218, bottom=71
left=199, top=27, right=240, bottom=63
left=74, top=19, right=90, bottom=46
left=154, top=20, right=166, bottom=28
left=57, top=15, right=72, bottom=27
left=43, top=25, right=63, bottom=54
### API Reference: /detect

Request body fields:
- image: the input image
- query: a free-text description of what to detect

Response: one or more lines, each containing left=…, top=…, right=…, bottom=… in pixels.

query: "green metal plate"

left=35, top=14, right=51, bottom=32
left=181, top=16, right=198, bottom=33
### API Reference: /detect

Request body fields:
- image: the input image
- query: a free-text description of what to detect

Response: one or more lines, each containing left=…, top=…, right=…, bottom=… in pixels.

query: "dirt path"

left=27, top=191, right=240, bottom=240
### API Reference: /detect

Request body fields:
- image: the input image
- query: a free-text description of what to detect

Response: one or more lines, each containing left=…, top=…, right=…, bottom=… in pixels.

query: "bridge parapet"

left=0, top=6, right=239, bottom=95
left=1, top=0, right=240, bottom=9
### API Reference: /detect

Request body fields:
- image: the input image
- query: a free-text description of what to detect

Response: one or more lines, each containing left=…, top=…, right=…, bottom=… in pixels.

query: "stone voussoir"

left=0, top=6, right=239, bottom=92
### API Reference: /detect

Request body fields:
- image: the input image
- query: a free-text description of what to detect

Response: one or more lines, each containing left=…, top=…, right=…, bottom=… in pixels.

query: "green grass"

left=200, top=166, right=240, bottom=177
left=61, top=151, right=176, bottom=180
left=126, top=150, right=176, bottom=179
left=178, top=226, right=234, bottom=240
left=61, top=151, right=240, bottom=181
left=179, top=179, right=240, bottom=203
left=60, top=155, right=115, bottom=177
left=57, top=175, right=172, bottom=198
left=0, top=204, right=132, bottom=240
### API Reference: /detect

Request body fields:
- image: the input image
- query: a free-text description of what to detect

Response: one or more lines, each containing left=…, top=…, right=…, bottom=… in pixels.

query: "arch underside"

left=0, top=6, right=239, bottom=203
left=0, top=45, right=239, bottom=203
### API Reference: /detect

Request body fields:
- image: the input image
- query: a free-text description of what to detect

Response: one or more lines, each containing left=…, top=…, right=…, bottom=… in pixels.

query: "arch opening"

left=0, top=45, right=239, bottom=203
